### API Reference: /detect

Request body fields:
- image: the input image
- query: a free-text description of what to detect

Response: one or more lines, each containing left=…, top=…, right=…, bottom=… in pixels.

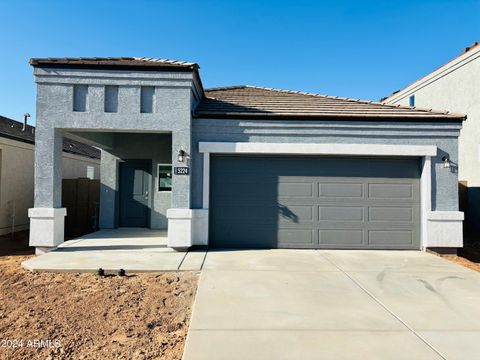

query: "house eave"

left=193, top=113, right=466, bottom=122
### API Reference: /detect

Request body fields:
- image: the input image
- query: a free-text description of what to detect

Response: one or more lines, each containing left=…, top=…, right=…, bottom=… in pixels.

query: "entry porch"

left=29, top=130, right=207, bottom=254
left=22, top=228, right=206, bottom=272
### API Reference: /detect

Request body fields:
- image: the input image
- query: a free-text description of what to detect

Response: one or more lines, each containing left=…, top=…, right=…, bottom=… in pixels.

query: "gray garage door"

left=210, top=156, right=421, bottom=249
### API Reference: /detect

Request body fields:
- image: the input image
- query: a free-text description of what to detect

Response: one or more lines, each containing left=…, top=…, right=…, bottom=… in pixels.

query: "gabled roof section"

left=0, top=115, right=100, bottom=159
left=29, top=57, right=199, bottom=72
left=382, top=41, right=480, bottom=104
left=195, top=85, right=465, bottom=121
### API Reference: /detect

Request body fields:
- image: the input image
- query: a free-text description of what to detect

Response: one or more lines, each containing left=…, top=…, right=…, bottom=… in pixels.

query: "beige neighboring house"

left=0, top=115, right=100, bottom=236
left=382, top=41, right=480, bottom=237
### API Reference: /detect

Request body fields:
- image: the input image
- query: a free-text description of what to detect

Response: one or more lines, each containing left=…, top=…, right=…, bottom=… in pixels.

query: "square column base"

left=426, top=211, right=464, bottom=248
left=28, top=208, right=67, bottom=253
left=167, top=208, right=208, bottom=250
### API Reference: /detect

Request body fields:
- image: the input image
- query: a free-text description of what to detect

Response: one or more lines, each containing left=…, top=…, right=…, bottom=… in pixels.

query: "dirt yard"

left=442, top=242, right=480, bottom=272
left=442, top=253, right=480, bottom=271
left=1, top=231, right=479, bottom=359
left=0, top=231, right=198, bottom=360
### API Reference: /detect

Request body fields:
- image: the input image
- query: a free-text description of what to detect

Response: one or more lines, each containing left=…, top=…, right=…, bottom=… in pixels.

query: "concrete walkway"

left=183, top=250, right=480, bottom=360
left=22, top=229, right=206, bottom=272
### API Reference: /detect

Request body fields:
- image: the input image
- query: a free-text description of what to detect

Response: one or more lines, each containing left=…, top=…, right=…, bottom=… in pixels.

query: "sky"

left=0, top=0, right=478, bottom=124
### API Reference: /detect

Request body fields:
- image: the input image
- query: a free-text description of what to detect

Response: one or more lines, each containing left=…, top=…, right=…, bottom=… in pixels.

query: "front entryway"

left=210, top=156, right=421, bottom=249
left=119, top=159, right=152, bottom=227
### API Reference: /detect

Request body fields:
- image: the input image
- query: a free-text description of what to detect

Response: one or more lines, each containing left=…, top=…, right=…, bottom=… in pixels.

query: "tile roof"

left=29, top=57, right=198, bottom=71
left=0, top=115, right=100, bottom=159
left=196, top=85, right=465, bottom=121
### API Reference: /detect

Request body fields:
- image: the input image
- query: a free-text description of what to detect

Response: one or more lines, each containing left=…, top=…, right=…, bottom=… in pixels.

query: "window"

left=87, top=166, right=95, bottom=179
left=158, top=164, right=172, bottom=191
left=104, top=85, right=118, bottom=113
left=73, top=84, right=88, bottom=112
left=409, top=95, right=415, bottom=107
left=140, top=86, right=155, bottom=113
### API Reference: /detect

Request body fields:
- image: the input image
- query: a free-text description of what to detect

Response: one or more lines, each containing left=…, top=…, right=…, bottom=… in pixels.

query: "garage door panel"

left=278, top=182, right=314, bottom=197
left=278, top=229, right=314, bottom=246
left=212, top=183, right=278, bottom=199
left=319, top=206, right=364, bottom=221
left=368, top=230, right=414, bottom=246
left=319, top=229, right=364, bottom=245
left=211, top=224, right=278, bottom=248
left=212, top=206, right=278, bottom=223
left=368, top=183, right=414, bottom=199
left=278, top=205, right=313, bottom=222
left=211, top=225, right=314, bottom=248
left=210, top=156, right=421, bottom=249
left=319, top=183, right=364, bottom=198
left=368, top=207, right=414, bottom=222
left=212, top=204, right=314, bottom=223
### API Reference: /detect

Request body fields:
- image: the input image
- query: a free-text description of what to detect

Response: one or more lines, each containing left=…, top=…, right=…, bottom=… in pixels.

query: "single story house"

left=0, top=115, right=100, bottom=236
left=381, top=41, right=480, bottom=238
left=28, top=57, right=465, bottom=254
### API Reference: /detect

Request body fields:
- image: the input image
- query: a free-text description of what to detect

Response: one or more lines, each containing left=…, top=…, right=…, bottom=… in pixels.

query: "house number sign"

left=174, top=167, right=189, bottom=175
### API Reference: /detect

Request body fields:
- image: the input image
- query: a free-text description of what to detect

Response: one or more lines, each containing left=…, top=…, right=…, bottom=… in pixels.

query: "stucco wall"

left=192, top=119, right=462, bottom=212
left=62, top=152, right=100, bottom=179
left=0, top=136, right=100, bottom=236
left=383, top=48, right=479, bottom=235
left=384, top=49, right=480, bottom=187
left=34, top=68, right=200, bottom=212
left=99, top=133, right=172, bottom=230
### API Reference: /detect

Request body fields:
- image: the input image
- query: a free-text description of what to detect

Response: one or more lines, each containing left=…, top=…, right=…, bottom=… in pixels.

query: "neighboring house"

left=382, top=41, right=480, bottom=237
left=28, top=57, right=465, bottom=254
left=0, top=115, right=100, bottom=236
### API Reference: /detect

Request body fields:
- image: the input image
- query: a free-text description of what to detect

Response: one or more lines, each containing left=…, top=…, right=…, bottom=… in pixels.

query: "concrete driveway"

left=183, top=250, right=480, bottom=360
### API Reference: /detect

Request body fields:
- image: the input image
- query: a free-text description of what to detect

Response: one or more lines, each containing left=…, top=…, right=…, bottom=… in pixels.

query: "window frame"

left=87, top=166, right=95, bottom=180
left=140, top=86, right=155, bottom=113
left=73, top=84, right=88, bottom=112
left=409, top=95, right=415, bottom=107
left=157, top=163, right=172, bottom=192
left=104, top=85, right=119, bottom=113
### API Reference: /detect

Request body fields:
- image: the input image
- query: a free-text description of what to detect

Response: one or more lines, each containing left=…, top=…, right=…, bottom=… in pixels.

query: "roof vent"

left=23, top=113, right=30, bottom=131
left=463, top=41, right=480, bottom=54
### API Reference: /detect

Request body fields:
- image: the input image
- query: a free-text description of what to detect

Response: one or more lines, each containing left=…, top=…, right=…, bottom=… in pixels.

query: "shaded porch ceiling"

left=65, top=131, right=172, bottom=151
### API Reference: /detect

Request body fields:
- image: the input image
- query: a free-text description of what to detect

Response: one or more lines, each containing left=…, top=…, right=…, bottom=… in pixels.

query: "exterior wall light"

left=442, top=156, right=451, bottom=169
left=178, top=150, right=187, bottom=163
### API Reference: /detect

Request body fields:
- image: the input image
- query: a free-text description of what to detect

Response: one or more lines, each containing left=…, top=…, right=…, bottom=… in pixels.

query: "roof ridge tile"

left=30, top=57, right=198, bottom=69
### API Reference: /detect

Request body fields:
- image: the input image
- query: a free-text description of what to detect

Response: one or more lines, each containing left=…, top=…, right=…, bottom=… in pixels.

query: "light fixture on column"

left=442, top=156, right=451, bottom=169
left=178, top=150, right=186, bottom=163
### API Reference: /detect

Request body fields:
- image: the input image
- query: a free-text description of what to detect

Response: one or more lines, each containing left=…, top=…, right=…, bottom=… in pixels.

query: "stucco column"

left=29, top=127, right=66, bottom=254
left=99, top=150, right=118, bottom=229
left=168, top=130, right=192, bottom=249
left=167, top=131, right=209, bottom=249
left=171, top=130, right=191, bottom=209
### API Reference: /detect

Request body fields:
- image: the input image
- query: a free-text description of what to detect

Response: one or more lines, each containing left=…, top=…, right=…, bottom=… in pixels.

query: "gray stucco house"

left=28, top=57, right=465, bottom=254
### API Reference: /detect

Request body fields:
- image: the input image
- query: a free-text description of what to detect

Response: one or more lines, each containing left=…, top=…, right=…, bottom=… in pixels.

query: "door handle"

left=144, top=191, right=149, bottom=199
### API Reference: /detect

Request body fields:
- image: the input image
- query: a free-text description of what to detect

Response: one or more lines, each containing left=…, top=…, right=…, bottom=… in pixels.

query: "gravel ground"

left=0, top=232, right=198, bottom=360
